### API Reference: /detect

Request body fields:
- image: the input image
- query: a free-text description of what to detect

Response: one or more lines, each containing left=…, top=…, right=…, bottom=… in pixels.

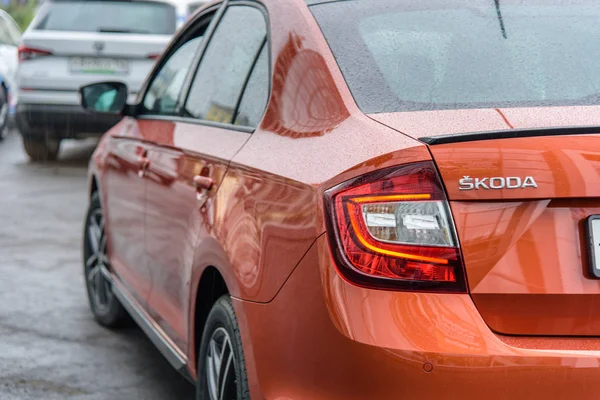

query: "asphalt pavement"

left=0, top=130, right=195, bottom=399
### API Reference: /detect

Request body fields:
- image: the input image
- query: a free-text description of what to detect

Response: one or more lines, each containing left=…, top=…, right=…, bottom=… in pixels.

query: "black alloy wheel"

left=83, top=192, right=126, bottom=327
left=197, top=296, right=250, bottom=400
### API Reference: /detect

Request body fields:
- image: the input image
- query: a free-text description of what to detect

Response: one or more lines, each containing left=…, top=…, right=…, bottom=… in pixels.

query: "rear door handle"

left=137, top=156, right=150, bottom=178
left=193, top=175, right=214, bottom=191
left=138, top=156, right=150, bottom=169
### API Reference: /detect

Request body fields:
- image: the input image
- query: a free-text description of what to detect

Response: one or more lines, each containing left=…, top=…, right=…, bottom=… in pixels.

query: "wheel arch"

left=88, top=173, right=106, bottom=210
left=90, top=174, right=99, bottom=197
left=189, top=265, right=229, bottom=377
left=88, top=165, right=106, bottom=207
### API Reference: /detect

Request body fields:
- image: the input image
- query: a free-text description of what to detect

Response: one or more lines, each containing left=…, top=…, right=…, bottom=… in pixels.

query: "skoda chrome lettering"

left=459, top=176, right=538, bottom=190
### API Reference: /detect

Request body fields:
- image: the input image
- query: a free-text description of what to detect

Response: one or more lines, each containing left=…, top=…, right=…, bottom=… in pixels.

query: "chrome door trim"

left=111, top=277, right=191, bottom=379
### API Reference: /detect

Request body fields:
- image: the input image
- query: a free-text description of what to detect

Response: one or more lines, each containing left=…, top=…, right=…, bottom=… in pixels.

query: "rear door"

left=18, top=0, right=175, bottom=102
left=430, top=133, right=600, bottom=336
left=142, top=3, right=268, bottom=350
left=102, top=7, right=208, bottom=321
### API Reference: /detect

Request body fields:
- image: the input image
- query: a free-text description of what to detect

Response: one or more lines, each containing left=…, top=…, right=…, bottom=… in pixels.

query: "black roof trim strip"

left=421, top=126, right=600, bottom=145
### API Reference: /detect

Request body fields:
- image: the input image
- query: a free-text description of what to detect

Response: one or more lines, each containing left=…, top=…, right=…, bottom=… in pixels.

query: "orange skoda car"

left=80, top=0, right=600, bottom=398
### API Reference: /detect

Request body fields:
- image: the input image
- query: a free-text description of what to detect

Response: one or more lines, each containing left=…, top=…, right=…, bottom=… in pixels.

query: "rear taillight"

left=18, top=45, right=53, bottom=62
left=146, top=53, right=161, bottom=60
left=324, top=161, right=467, bottom=293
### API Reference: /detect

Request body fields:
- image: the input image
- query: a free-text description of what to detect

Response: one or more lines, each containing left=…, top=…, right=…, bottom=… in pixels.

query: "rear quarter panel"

left=218, top=0, right=431, bottom=304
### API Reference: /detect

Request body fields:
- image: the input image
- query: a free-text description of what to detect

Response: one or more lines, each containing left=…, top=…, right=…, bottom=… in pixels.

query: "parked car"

left=0, top=70, right=10, bottom=139
left=15, top=0, right=179, bottom=161
left=80, top=0, right=600, bottom=399
left=175, top=0, right=207, bottom=28
left=0, top=9, right=21, bottom=138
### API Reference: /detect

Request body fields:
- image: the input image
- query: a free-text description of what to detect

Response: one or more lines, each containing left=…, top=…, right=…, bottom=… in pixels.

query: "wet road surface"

left=0, top=131, right=195, bottom=399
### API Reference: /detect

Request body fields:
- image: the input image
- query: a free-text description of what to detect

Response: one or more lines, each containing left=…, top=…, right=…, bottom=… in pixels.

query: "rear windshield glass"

left=35, top=1, right=176, bottom=35
left=311, top=0, right=600, bottom=113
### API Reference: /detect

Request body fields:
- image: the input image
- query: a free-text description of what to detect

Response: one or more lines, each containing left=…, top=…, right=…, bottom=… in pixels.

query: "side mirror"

left=80, top=82, right=128, bottom=115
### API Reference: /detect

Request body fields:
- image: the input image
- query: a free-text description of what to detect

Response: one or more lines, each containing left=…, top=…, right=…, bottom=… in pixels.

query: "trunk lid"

left=370, top=107, right=600, bottom=336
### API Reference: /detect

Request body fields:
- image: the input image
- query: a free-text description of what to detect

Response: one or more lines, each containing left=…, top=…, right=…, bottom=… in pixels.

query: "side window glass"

left=183, top=6, right=267, bottom=124
left=234, top=44, right=269, bottom=127
left=143, top=36, right=203, bottom=115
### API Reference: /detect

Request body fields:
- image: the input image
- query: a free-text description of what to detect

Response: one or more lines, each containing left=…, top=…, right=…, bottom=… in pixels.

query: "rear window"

left=310, top=0, right=600, bottom=113
left=35, top=1, right=176, bottom=35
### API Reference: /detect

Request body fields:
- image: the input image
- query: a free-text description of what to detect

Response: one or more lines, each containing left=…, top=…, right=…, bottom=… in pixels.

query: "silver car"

left=0, top=9, right=21, bottom=139
left=16, top=0, right=178, bottom=161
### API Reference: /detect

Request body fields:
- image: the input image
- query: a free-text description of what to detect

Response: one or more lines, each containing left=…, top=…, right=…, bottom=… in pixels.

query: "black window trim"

left=231, top=2, right=272, bottom=131
left=134, top=1, right=224, bottom=117
left=137, top=114, right=256, bottom=133
left=138, top=26, right=211, bottom=116
left=180, top=0, right=271, bottom=131
left=136, top=0, right=272, bottom=134
left=174, top=0, right=230, bottom=117
left=232, top=38, right=268, bottom=126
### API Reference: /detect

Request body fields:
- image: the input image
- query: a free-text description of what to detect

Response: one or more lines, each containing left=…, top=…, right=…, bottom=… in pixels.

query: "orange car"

left=80, top=0, right=600, bottom=398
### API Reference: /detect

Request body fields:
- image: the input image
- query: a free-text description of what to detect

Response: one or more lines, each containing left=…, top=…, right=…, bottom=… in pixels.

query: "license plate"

left=586, top=216, right=600, bottom=278
left=70, top=57, right=130, bottom=75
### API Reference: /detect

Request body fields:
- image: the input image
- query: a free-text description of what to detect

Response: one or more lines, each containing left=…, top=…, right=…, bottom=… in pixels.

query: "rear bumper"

left=16, top=104, right=122, bottom=140
left=233, top=235, right=600, bottom=400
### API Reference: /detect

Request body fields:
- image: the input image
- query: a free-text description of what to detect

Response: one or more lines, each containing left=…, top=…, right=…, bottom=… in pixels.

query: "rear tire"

left=83, top=192, right=127, bottom=328
left=22, top=136, right=61, bottom=162
left=196, top=296, right=250, bottom=400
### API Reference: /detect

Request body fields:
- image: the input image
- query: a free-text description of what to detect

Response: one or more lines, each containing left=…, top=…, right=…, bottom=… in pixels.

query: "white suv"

left=16, top=0, right=178, bottom=161
left=175, top=0, right=208, bottom=27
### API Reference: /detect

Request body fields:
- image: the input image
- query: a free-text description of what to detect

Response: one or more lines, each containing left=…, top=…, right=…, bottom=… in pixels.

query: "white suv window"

left=35, top=0, right=176, bottom=35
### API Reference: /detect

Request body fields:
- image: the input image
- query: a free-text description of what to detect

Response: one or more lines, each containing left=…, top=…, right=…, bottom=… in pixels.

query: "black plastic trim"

left=421, top=126, right=600, bottom=145
left=136, top=114, right=254, bottom=133
left=586, top=216, right=600, bottom=279
left=112, top=278, right=191, bottom=381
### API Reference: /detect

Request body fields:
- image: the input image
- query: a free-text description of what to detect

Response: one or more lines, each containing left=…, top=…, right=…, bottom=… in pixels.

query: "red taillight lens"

left=147, top=53, right=161, bottom=60
left=18, top=45, right=53, bottom=62
left=324, top=161, right=467, bottom=293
